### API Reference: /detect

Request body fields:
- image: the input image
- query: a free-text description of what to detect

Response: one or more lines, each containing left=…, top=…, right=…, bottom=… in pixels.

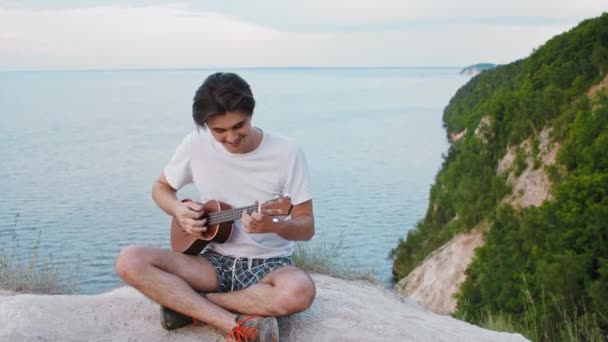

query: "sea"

left=0, top=68, right=470, bottom=294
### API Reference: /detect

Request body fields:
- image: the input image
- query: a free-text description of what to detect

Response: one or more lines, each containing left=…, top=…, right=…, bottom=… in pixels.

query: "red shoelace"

left=225, top=316, right=260, bottom=342
left=192, top=318, right=205, bottom=326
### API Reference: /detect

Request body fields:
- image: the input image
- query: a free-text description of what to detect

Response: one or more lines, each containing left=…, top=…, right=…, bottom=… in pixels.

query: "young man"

left=115, top=72, right=316, bottom=342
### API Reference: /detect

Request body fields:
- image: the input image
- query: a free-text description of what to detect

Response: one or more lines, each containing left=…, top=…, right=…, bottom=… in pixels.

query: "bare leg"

left=206, top=266, right=316, bottom=317
left=115, top=245, right=238, bottom=333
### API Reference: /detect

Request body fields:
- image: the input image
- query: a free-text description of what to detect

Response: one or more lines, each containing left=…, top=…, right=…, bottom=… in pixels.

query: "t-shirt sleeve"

left=163, top=134, right=194, bottom=190
left=282, top=146, right=312, bottom=206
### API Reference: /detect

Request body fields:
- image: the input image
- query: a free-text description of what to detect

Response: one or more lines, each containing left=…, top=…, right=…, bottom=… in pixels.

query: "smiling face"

left=206, top=111, right=260, bottom=154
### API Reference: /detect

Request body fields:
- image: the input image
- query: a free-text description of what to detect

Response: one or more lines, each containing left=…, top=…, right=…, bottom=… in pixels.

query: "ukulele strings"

left=207, top=204, right=257, bottom=225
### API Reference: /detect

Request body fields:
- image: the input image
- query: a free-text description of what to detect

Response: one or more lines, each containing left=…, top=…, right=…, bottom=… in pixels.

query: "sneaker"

left=159, top=305, right=193, bottom=330
left=226, top=315, right=279, bottom=342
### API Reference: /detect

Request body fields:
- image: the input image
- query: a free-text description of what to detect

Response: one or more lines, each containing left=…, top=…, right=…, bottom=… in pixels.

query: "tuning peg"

left=272, top=217, right=279, bottom=223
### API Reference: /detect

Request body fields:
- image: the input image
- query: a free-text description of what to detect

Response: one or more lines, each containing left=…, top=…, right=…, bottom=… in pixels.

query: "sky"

left=0, top=0, right=606, bottom=70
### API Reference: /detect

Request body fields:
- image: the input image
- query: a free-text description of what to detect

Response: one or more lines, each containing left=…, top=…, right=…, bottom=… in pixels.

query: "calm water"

left=0, top=68, right=469, bottom=294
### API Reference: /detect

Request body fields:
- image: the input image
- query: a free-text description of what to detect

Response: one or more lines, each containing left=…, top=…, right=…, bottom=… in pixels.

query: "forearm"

left=152, top=180, right=180, bottom=217
left=275, top=215, right=315, bottom=241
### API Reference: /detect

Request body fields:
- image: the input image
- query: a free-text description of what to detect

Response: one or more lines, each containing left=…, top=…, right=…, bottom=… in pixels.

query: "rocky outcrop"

left=449, top=129, right=467, bottom=143
left=0, top=274, right=528, bottom=341
left=588, top=73, right=608, bottom=97
left=395, top=225, right=485, bottom=315
left=498, top=127, right=559, bottom=208
left=474, top=115, right=492, bottom=143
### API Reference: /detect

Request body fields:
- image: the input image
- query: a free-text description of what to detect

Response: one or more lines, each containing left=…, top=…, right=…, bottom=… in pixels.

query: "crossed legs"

left=115, top=246, right=316, bottom=333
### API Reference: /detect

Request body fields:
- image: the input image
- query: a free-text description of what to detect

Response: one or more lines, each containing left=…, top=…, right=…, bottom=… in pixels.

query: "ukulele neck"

left=207, top=204, right=257, bottom=225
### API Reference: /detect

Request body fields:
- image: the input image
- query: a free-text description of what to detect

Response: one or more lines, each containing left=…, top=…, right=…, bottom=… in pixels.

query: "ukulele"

left=170, top=197, right=293, bottom=255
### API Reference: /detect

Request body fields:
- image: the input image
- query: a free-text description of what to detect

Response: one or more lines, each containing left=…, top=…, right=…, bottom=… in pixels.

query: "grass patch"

left=479, top=311, right=521, bottom=335
left=474, top=309, right=607, bottom=342
left=0, top=214, right=79, bottom=295
left=292, top=235, right=377, bottom=282
left=456, top=286, right=608, bottom=342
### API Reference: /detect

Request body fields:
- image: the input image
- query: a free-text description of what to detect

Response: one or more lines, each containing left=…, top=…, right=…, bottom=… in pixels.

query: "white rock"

left=0, top=274, right=528, bottom=342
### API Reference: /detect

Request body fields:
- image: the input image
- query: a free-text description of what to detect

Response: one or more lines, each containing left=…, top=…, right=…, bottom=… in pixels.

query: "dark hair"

left=192, top=72, right=256, bottom=128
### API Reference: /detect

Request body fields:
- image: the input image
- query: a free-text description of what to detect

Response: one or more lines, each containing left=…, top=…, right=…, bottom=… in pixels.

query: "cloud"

left=0, top=2, right=605, bottom=70
left=0, top=5, right=285, bottom=69
left=267, top=0, right=604, bottom=24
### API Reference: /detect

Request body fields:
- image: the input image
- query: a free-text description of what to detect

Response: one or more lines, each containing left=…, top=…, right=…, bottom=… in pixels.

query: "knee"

left=115, top=245, right=148, bottom=285
left=268, top=275, right=316, bottom=316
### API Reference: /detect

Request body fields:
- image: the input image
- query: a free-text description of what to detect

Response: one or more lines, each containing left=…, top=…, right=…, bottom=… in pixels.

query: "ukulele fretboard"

left=207, top=204, right=257, bottom=226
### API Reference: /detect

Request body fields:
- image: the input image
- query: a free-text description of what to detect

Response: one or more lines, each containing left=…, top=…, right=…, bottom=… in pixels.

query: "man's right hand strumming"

left=174, top=200, right=207, bottom=236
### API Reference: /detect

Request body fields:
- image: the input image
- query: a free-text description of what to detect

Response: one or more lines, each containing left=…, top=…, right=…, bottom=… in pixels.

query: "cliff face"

left=391, top=13, right=608, bottom=337
left=0, top=274, right=528, bottom=342
left=395, top=225, right=484, bottom=314
left=396, top=125, right=560, bottom=313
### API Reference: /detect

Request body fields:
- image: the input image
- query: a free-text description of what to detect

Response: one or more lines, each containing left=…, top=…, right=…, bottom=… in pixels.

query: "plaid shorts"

left=201, top=250, right=294, bottom=292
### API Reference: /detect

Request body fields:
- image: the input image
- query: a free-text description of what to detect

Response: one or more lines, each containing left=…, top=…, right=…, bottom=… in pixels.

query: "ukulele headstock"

left=260, top=196, right=293, bottom=216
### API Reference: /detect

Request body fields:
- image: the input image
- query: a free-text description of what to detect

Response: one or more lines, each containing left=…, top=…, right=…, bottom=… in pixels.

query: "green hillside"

left=391, top=13, right=608, bottom=341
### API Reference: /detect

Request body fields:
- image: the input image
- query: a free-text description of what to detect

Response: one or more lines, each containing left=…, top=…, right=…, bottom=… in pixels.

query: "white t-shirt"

left=164, top=128, right=312, bottom=258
